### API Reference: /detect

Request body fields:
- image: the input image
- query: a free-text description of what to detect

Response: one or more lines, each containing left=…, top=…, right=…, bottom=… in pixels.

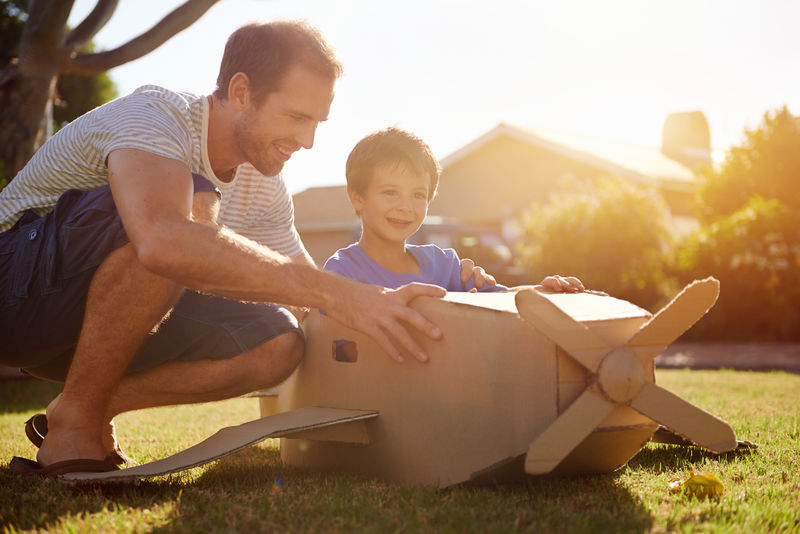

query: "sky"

left=68, top=0, right=800, bottom=195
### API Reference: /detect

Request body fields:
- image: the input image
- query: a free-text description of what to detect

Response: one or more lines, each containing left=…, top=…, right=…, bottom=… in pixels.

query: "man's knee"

left=247, top=331, right=305, bottom=386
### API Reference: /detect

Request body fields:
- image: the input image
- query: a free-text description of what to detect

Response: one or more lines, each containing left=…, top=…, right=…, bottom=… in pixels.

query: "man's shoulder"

left=128, top=85, right=204, bottom=105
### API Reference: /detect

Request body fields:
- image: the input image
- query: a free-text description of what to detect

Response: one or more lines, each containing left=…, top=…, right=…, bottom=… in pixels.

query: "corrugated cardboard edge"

left=59, top=407, right=378, bottom=483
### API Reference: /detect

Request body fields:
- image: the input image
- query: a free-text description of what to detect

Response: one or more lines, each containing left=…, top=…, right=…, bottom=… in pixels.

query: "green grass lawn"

left=1, top=369, right=798, bottom=533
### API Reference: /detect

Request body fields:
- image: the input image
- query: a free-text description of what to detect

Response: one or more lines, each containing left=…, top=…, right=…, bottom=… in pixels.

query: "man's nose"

left=297, top=123, right=318, bottom=150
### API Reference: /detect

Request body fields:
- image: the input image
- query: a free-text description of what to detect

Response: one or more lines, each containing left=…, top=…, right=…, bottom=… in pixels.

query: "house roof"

left=440, top=122, right=698, bottom=192
left=292, top=184, right=353, bottom=228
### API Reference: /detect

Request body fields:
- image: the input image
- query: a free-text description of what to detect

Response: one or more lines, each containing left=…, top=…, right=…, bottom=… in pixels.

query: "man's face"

left=234, top=65, right=334, bottom=177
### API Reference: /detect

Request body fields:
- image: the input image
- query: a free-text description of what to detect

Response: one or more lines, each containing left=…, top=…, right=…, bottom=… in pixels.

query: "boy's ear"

left=347, top=187, right=365, bottom=213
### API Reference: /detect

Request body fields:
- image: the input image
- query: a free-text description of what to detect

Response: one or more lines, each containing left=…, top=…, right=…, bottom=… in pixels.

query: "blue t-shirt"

left=323, top=243, right=507, bottom=292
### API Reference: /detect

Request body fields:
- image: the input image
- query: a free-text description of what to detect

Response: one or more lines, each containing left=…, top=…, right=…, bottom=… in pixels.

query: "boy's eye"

left=414, top=192, right=427, bottom=199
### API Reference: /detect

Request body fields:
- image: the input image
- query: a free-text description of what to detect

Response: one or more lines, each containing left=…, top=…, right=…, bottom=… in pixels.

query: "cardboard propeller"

left=516, top=277, right=738, bottom=475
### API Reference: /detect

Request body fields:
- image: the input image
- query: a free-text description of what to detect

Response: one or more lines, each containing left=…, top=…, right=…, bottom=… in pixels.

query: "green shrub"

left=518, top=176, right=677, bottom=311
left=672, top=196, right=800, bottom=341
left=698, top=106, right=800, bottom=221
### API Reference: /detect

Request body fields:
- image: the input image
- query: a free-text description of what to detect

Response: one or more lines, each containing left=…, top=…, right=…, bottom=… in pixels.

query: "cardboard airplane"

left=62, top=277, right=737, bottom=486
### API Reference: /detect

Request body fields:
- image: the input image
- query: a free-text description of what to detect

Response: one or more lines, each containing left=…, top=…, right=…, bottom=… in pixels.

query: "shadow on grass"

left=2, top=444, right=658, bottom=532
left=0, top=378, right=62, bottom=414
left=0, top=464, right=185, bottom=531
left=627, top=443, right=758, bottom=472
left=154, top=448, right=654, bottom=533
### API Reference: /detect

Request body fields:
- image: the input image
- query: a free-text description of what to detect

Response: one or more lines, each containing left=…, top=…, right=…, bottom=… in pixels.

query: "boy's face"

left=349, top=163, right=431, bottom=245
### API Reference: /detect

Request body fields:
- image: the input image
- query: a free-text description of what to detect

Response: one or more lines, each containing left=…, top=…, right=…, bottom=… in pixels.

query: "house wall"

left=431, top=135, right=609, bottom=226
left=299, top=228, right=356, bottom=267
left=430, top=134, right=695, bottom=227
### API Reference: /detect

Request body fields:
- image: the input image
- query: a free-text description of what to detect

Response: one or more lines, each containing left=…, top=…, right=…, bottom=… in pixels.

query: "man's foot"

left=37, top=398, right=116, bottom=467
left=9, top=456, right=119, bottom=478
left=25, top=412, right=134, bottom=466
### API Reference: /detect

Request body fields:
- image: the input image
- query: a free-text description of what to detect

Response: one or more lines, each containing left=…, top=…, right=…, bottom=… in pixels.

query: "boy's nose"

left=397, top=196, right=415, bottom=211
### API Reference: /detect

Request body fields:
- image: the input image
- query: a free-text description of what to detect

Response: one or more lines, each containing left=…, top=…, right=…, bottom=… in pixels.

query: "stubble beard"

left=233, top=114, right=285, bottom=177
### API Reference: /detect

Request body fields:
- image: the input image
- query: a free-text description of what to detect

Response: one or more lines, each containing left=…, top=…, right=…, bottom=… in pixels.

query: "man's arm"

left=107, top=148, right=444, bottom=362
left=285, top=251, right=317, bottom=322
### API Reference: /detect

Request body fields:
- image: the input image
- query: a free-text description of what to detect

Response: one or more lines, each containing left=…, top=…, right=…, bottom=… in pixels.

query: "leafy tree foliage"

left=698, top=106, right=800, bottom=220
left=674, top=108, right=800, bottom=341
left=519, top=176, right=676, bottom=311
left=674, top=197, right=800, bottom=340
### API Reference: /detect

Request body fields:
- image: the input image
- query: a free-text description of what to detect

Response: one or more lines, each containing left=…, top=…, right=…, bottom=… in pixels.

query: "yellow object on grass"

left=669, top=471, right=725, bottom=498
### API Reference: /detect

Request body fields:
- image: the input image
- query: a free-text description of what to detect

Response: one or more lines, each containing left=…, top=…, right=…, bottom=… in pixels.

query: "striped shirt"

left=0, top=85, right=303, bottom=257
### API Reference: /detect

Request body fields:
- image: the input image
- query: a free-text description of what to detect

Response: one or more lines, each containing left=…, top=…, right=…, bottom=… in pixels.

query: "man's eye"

left=414, top=192, right=427, bottom=199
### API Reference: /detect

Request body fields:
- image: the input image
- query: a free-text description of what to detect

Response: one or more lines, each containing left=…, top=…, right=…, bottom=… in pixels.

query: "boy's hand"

left=537, top=275, right=585, bottom=293
left=459, top=258, right=497, bottom=289
left=326, top=280, right=446, bottom=363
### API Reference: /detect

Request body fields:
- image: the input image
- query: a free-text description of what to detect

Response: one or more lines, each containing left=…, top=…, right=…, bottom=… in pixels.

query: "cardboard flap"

left=60, top=407, right=379, bottom=483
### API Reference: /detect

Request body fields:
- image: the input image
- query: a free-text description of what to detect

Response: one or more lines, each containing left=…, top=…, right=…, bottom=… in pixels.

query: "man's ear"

left=227, top=72, right=251, bottom=110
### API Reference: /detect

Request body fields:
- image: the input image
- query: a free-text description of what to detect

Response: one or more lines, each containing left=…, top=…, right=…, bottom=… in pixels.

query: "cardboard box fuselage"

left=270, top=290, right=659, bottom=487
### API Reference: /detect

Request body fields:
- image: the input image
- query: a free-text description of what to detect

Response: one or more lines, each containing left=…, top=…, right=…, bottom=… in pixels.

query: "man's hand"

left=537, top=275, right=585, bottom=293
left=325, top=279, right=446, bottom=363
left=459, top=257, right=497, bottom=290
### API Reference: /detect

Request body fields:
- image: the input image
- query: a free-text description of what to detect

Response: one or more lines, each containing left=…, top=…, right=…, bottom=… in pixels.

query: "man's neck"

left=207, top=95, right=243, bottom=182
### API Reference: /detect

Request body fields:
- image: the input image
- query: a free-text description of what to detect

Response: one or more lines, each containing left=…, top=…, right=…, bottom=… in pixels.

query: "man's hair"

left=214, top=20, right=342, bottom=105
left=346, top=127, right=441, bottom=201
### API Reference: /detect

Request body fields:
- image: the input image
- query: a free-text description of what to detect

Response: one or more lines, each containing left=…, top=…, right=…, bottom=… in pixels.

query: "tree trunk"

left=0, top=65, right=58, bottom=181
left=0, top=0, right=70, bottom=181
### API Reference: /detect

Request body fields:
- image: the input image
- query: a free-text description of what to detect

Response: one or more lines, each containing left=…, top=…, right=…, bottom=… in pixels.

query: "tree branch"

left=19, top=0, right=74, bottom=74
left=65, top=0, right=119, bottom=52
left=64, top=0, right=219, bottom=75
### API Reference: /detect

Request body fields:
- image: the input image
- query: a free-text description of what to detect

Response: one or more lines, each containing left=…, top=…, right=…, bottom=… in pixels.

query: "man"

left=0, top=21, right=491, bottom=476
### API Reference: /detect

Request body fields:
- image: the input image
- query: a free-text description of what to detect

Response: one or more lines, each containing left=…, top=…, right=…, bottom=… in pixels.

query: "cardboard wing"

left=60, top=407, right=378, bottom=483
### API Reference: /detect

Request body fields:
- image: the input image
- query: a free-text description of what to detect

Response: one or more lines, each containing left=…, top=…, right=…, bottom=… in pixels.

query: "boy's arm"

left=458, top=257, right=497, bottom=288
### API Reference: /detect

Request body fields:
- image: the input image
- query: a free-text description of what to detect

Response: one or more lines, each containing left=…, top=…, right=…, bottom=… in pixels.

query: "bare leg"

left=37, top=244, right=181, bottom=465
left=37, top=191, right=218, bottom=466
left=41, top=331, right=303, bottom=460
left=107, top=331, right=303, bottom=416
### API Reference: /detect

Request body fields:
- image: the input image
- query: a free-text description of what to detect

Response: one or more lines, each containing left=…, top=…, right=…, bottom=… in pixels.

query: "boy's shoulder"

left=323, top=243, right=363, bottom=270
left=406, top=243, right=459, bottom=263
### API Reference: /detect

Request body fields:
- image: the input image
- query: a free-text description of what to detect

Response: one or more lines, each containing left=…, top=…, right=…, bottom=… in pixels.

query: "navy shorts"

left=0, top=178, right=303, bottom=382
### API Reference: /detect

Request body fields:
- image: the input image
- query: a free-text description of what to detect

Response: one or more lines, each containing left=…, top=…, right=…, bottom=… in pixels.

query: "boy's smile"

left=349, top=163, right=431, bottom=248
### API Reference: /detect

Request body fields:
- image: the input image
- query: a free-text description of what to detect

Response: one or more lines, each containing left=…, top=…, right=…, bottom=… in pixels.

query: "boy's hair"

left=346, top=127, right=441, bottom=201
left=214, top=20, right=343, bottom=105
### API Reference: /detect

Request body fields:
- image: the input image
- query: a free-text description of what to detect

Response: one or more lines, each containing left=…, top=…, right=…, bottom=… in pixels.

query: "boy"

left=324, top=127, right=584, bottom=293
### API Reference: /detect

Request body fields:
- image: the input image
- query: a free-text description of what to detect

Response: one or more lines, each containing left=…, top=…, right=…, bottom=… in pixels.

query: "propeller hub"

left=597, top=349, right=644, bottom=403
